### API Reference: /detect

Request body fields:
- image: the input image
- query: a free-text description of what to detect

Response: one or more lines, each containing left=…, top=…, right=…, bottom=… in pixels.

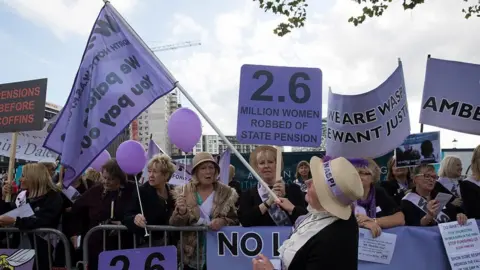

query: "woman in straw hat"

left=238, top=146, right=307, bottom=227
left=170, top=152, right=239, bottom=270
left=252, top=156, right=363, bottom=270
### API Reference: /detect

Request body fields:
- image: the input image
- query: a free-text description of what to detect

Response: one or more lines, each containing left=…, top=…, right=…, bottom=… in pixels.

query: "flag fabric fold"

left=218, top=148, right=231, bottom=185
left=43, top=3, right=176, bottom=186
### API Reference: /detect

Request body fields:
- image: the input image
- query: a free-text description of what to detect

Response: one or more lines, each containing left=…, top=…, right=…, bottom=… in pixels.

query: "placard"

left=438, top=219, right=480, bottom=270
left=395, top=131, right=441, bottom=168
left=358, top=228, right=397, bottom=264
left=98, top=246, right=177, bottom=270
left=236, top=64, right=322, bottom=147
left=0, top=78, right=47, bottom=133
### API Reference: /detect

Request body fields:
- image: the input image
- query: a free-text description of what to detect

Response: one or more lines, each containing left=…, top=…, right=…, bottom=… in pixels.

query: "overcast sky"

left=1, top=0, right=479, bottom=149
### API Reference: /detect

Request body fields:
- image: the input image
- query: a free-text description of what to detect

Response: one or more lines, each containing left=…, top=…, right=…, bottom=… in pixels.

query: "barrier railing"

left=0, top=227, right=73, bottom=270
left=79, top=225, right=208, bottom=270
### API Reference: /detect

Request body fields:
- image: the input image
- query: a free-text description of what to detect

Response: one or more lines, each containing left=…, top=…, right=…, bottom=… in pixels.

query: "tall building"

left=132, top=90, right=181, bottom=155
left=291, top=118, right=327, bottom=152
left=192, top=135, right=260, bottom=155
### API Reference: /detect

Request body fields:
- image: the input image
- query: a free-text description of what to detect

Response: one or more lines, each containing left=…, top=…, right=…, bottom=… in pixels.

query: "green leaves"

left=256, top=0, right=480, bottom=37
left=254, top=0, right=308, bottom=36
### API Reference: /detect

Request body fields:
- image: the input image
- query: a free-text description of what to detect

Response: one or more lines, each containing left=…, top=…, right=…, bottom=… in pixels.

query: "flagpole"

left=106, top=3, right=278, bottom=200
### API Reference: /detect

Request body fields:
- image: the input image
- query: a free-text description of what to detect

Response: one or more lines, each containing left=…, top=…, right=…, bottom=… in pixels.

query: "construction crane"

left=151, top=41, right=201, bottom=52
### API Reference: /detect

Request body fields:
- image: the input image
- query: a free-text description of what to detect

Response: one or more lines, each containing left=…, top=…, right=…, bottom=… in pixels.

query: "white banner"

left=0, top=117, right=58, bottom=162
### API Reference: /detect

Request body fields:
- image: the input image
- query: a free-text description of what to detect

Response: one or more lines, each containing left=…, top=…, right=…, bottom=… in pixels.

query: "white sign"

left=358, top=228, right=397, bottom=264
left=439, top=219, right=480, bottom=270
left=0, top=129, right=58, bottom=162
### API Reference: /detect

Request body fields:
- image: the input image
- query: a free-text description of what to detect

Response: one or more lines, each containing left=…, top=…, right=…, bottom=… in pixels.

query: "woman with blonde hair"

left=323, top=156, right=404, bottom=238
left=238, top=146, right=307, bottom=227
left=170, top=152, right=238, bottom=270
left=124, top=154, right=177, bottom=246
left=0, top=163, right=63, bottom=270
left=293, top=160, right=310, bottom=193
left=435, top=156, right=464, bottom=208
left=460, top=145, right=480, bottom=219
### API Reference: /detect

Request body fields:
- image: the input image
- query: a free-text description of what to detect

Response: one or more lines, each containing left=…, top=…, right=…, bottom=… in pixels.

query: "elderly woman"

left=69, top=158, right=134, bottom=270
left=435, top=156, right=464, bottom=209
left=252, top=157, right=363, bottom=270
left=293, top=160, right=310, bottom=193
left=401, top=164, right=468, bottom=226
left=0, top=163, right=63, bottom=270
left=460, top=145, right=480, bottom=219
left=380, top=157, right=413, bottom=206
left=124, top=154, right=177, bottom=246
left=238, top=146, right=307, bottom=227
left=170, top=152, right=239, bottom=270
left=338, top=157, right=404, bottom=238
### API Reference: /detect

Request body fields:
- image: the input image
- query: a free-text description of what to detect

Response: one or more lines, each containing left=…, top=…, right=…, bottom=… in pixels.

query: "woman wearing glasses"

left=401, top=164, right=468, bottom=226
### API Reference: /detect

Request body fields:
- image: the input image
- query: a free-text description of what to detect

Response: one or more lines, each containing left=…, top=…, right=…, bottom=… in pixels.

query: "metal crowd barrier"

left=0, top=227, right=73, bottom=270
left=79, top=225, right=208, bottom=270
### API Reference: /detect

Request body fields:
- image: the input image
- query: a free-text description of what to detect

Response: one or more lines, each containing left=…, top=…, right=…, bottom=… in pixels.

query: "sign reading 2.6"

left=250, top=70, right=312, bottom=104
left=98, top=246, right=177, bottom=270
left=236, top=64, right=323, bottom=147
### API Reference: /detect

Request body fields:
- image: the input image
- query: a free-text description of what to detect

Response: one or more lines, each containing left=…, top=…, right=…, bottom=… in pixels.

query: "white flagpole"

left=105, top=1, right=278, bottom=200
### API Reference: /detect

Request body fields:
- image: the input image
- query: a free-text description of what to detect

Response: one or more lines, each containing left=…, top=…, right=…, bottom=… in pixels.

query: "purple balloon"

left=168, top=108, right=202, bottom=153
left=116, top=140, right=147, bottom=174
left=90, top=150, right=111, bottom=171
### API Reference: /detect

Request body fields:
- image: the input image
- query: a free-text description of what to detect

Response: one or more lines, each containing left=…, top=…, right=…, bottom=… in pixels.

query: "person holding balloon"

left=238, top=146, right=307, bottom=227
left=123, top=154, right=177, bottom=247
left=170, top=152, right=239, bottom=270
left=69, top=156, right=135, bottom=270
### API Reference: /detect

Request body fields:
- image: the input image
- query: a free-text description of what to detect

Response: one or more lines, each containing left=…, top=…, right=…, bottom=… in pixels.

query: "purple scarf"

left=357, top=185, right=376, bottom=218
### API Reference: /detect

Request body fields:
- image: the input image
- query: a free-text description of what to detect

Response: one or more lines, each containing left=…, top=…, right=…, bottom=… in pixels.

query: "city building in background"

left=192, top=135, right=260, bottom=155
left=45, top=102, right=62, bottom=120
left=131, top=90, right=182, bottom=155
left=291, top=118, right=327, bottom=152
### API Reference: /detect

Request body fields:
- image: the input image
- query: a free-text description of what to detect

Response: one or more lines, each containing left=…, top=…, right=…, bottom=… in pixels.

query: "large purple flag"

left=218, top=148, right=231, bottom=184
left=43, top=3, right=176, bottom=186
left=326, top=63, right=410, bottom=158
left=420, top=57, right=480, bottom=135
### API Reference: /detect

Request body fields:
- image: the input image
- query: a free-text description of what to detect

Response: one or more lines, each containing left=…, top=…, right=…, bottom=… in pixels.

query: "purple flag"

left=218, top=148, right=231, bottom=184
left=326, top=63, right=410, bottom=158
left=420, top=57, right=480, bottom=135
left=43, top=3, right=176, bottom=186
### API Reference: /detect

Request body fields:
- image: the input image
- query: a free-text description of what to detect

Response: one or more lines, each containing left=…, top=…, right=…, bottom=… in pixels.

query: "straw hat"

left=191, top=152, right=220, bottom=175
left=249, top=146, right=283, bottom=170
left=310, top=156, right=364, bottom=220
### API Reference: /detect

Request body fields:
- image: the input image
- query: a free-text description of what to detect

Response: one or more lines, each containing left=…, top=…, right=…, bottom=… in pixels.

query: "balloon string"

left=183, top=154, right=187, bottom=185
left=134, top=175, right=150, bottom=237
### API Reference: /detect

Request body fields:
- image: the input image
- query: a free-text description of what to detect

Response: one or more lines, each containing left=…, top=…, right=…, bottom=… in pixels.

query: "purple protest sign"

left=420, top=57, right=480, bottom=135
left=0, top=249, right=35, bottom=269
left=236, top=64, right=322, bottom=147
left=325, top=63, right=410, bottom=158
left=98, top=246, right=177, bottom=270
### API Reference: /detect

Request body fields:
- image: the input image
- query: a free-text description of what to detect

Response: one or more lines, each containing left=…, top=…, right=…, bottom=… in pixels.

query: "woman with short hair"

left=170, top=152, right=239, bottom=270
left=123, top=154, right=177, bottom=246
left=238, top=146, right=307, bottom=227
left=401, top=164, right=468, bottom=226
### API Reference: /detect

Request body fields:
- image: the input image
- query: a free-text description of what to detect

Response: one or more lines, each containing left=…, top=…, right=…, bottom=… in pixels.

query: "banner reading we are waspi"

left=44, top=2, right=176, bottom=185
left=326, top=62, right=410, bottom=158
